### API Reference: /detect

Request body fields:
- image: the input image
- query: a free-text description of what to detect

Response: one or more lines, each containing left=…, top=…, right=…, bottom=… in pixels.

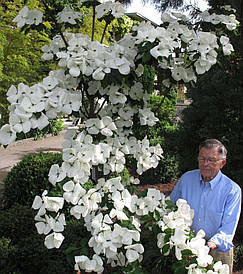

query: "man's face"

left=198, top=147, right=226, bottom=182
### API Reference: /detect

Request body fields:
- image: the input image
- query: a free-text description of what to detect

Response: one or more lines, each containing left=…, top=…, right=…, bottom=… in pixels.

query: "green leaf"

left=181, top=249, right=193, bottom=257
left=80, top=247, right=89, bottom=256
left=165, top=200, right=177, bottom=211
left=153, top=210, right=160, bottom=221
left=161, top=243, right=170, bottom=254
left=64, top=246, right=79, bottom=255
left=142, top=53, right=152, bottom=64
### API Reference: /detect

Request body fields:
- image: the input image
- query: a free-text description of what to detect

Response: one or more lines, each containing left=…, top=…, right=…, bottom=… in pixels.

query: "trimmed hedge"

left=2, top=152, right=63, bottom=209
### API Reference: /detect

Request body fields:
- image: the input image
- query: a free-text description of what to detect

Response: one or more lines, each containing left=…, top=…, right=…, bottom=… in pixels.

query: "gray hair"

left=199, top=139, right=227, bottom=159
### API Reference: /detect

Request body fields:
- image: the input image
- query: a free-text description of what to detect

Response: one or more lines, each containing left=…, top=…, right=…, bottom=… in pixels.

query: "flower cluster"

left=48, top=128, right=163, bottom=185
left=200, top=10, right=239, bottom=30
left=32, top=175, right=168, bottom=271
left=12, top=6, right=42, bottom=27
left=0, top=4, right=237, bottom=148
left=31, top=177, right=230, bottom=273
left=0, top=71, right=81, bottom=145
left=157, top=199, right=229, bottom=273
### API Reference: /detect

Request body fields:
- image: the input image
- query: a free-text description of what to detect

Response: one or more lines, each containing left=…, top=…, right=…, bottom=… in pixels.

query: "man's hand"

left=207, top=241, right=217, bottom=250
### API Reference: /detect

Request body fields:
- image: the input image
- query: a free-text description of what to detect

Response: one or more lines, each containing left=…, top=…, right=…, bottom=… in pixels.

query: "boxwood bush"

left=2, top=152, right=63, bottom=209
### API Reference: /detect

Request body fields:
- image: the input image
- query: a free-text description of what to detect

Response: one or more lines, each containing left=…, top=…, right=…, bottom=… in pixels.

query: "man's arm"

left=170, top=177, right=182, bottom=203
left=209, top=186, right=241, bottom=252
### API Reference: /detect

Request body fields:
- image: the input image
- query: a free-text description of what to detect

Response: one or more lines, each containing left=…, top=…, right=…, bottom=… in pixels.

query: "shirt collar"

left=200, top=170, right=222, bottom=190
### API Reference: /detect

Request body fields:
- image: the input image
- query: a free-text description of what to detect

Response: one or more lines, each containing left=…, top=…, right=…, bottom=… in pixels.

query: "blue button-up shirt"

left=170, top=169, right=241, bottom=252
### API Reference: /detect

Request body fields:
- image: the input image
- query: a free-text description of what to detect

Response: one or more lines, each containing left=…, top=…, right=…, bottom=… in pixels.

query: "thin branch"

left=79, top=81, right=90, bottom=117
left=95, top=97, right=109, bottom=116
left=42, top=0, right=69, bottom=48
left=82, top=94, right=90, bottom=118
left=91, top=5, right=96, bottom=41
left=100, top=21, right=109, bottom=44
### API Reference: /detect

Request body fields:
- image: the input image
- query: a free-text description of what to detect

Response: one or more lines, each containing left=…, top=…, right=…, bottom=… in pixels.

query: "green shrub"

left=2, top=152, right=63, bottom=209
left=141, top=225, right=176, bottom=273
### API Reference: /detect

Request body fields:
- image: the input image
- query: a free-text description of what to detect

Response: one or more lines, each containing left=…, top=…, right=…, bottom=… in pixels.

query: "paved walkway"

left=0, top=132, right=65, bottom=191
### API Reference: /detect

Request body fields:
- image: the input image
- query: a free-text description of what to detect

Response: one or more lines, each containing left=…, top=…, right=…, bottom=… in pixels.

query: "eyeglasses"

left=197, top=156, right=224, bottom=164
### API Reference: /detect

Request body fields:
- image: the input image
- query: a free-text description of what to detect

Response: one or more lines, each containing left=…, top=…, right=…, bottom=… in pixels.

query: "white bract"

left=57, top=6, right=82, bottom=24
left=4, top=2, right=238, bottom=273
left=13, top=6, right=43, bottom=27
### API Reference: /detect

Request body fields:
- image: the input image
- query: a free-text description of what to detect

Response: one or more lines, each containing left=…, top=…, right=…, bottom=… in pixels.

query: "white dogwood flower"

left=26, top=8, right=43, bottom=25
left=57, top=6, right=82, bottom=24
left=48, top=164, right=66, bottom=185
left=220, top=36, right=234, bottom=55
left=75, top=254, right=104, bottom=273
left=0, top=124, right=16, bottom=145
left=44, top=232, right=65, bottom=249
left=13, top=6, right=43, bottom=27
left=139, top=108, right=159, bottom=126
left=43, top=196, right=65, bottom=213
left=63, top=181, right=86, bottom=204
left=125, top=243, right=144, bottom=263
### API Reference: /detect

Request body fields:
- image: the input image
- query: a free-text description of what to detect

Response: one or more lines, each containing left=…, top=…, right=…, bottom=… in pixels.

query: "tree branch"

left=91, top=5, right=96, bottom=41
left=101, top=21, right=109, bottom=44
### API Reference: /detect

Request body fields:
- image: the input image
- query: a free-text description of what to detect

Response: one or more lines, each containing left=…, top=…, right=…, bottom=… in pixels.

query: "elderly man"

left=170, top=139, right=241, bottom=273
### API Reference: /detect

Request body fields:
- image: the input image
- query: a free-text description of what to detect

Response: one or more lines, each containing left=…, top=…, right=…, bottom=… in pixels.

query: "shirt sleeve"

left=209, top=185, right=241, bottom=252
left=169, top=177, right=182, bottom=204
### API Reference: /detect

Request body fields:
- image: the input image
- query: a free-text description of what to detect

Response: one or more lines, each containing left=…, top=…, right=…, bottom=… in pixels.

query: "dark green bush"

left=233, top=243, right=243, bottom=272
left=2, top=152, right=63, bottom=209
left=0, top=204, right=80, bottom=274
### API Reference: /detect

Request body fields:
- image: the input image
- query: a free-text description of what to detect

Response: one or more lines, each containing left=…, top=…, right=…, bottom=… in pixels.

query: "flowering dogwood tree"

left=0, top=1, right=239, bottom=273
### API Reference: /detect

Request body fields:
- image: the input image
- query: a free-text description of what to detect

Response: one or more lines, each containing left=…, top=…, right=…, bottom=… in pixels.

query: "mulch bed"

left=138, top=181, right=177, bottom=196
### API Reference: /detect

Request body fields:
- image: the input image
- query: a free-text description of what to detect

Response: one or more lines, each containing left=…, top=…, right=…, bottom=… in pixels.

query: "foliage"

left=2, top=152, right=63, bottom=209
left=233, top=243, right=243, bottom=272
left=110, top=15, right=135, bottom=42
left=141, top=226, right=176, bottom=273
